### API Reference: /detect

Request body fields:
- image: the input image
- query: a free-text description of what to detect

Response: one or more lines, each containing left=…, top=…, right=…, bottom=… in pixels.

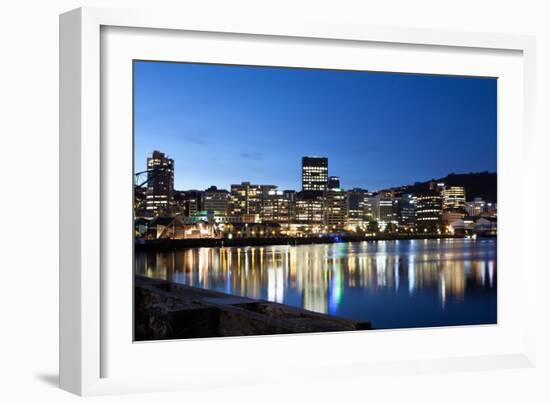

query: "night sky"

left=134, top=61, right=496, bottom=192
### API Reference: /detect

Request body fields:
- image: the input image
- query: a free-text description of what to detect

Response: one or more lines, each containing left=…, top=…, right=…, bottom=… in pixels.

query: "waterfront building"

left=415, top=192, right=443, bottom=232
left=324, top=188, right=346, bottom=231
left=172, top=190, right=187, bottom=216
left=145, top=216, right=218, bottom=240
left=134, top=217, right=150, bottom=238
left=395, top=193, right=416, bottom=228
left=345, top=188, right=372, bottom=230
left=262, top=189, right=294, bottom=224
left=229, top=182, right=276, bottom=218
left=378, top=198, right=396, bottom=223
left=473, top=217, right=497, bottom=235
left=465, top=197, right=497, bottom=217
left=367, top=196, right=380, bottom=221
left=442, top=210, right=466, bottom=226
left=302, top=156, right=328, bottom=194
left=295, top=191, right=325, bottom=226
left=283, top=190, right=297, bottom=222
left=442, top=186, right=466, bottom=211
left=180, top=190, right=204, bottom=217
left=181, top=210, right=236, bottom=225
left=203, top=186, right=230, bottom=215
left=134, top=185, right=147, bottom=217
left=145, top=150, right=174, bottom=216
left=328, top=176, right=341, bottom=190
left=224, top=222, right=282, bottom=238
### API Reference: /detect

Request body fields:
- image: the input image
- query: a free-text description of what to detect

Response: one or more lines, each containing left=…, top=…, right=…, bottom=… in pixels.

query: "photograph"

left=133, top=60, right=497, bottom=341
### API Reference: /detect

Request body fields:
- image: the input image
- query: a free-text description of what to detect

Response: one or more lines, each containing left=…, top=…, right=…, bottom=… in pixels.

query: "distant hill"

left=395, top=172, right=497, bottom=202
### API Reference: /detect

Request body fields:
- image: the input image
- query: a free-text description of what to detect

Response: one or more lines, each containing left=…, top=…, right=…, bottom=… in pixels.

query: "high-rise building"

left=203, top=186, right=229, bottom=215
left=302, top=156, right=328, bottom=194
left=145, top=150, right=174, bottom=216
left=325, top=188, right=346, bottom=230
left=328, top=176, right=340, bottom=190
left=442, top=186, right=466, bottom=211
left=415, top=192, right=443, bottom=232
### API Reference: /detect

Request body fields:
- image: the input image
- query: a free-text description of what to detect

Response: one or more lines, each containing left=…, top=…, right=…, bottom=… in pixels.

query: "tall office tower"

left=203, top=186, right=230, bottom=215
left=415, top=191, right=443, bottom=232
left=145, top=150, right=174, bottom=217
left=302, top=156, right=328, bottom=194
left=325, top=188, right=346, bottom=231
left=328, top=176, right=341, bottom=190
left=442, top=186, right=466, bottom=211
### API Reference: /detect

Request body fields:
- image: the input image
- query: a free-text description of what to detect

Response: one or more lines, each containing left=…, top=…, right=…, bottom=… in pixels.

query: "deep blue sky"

left=134, top=61, right=496, bottom=191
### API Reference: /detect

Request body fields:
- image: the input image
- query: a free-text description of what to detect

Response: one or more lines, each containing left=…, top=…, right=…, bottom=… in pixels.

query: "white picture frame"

left=59, top=6, right=537, bottom=396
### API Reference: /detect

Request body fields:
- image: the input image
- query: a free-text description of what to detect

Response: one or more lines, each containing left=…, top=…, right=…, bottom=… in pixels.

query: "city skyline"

left=138, top=149, right=494, bottom=194
left=134, top=61, right=497, bottom=191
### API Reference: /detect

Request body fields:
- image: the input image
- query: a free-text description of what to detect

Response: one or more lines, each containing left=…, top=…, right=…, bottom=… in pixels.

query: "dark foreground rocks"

left=135, top=275, right=371, bottom=341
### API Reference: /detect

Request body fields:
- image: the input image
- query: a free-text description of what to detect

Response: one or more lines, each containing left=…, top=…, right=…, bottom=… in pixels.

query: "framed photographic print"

left=60, top=7, right=537, bottom=396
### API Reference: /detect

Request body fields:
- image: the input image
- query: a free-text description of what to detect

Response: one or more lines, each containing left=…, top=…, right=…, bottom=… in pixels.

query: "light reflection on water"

left=135, top=238, right=497, bottom=329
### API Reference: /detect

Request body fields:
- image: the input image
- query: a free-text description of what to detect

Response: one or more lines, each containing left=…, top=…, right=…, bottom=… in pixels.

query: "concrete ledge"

left=135, top=275, right=371, bottom=341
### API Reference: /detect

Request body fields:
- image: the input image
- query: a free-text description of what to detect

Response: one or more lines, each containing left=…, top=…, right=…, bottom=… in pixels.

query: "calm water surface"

left=135, top=238, right=497, bottom=329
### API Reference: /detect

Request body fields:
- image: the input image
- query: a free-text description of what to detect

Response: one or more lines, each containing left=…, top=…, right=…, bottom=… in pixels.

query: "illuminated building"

left=429, top=181, right=446, bottom=193
left=173, top=190, right=187, bottom=216
left=229, top=182, right=276, bottom=218
left=295, top=192, right=324, bottom=225
left=262, top=189, right=294, bottom=223
left=325, top=188, right=346, bottom=231
left=302, top=156, right=328, bottom=194
left=395, top=193, right=416, bottom=227
left=224, top=222, right=282, bottom=238
left=145, top=150, right=174, bottom=216
left=177, top=190, right=203, bottom=217
left=146, top=216, right=218, bottom=240
left=465, top=197, right=497, bottom=217
left=442, top=186, right=466, bottom=210
left=378, top=198, right=396, bottom=223
left=442, top=210, right=466, bottom=226
left=283, top=190, right=297, bottom=221
left=134, top=185, right=147, bottom=217
left=367, top=196, right=380, bottom=220
left=203, top=186, right=229, bottom=215
left=328, top=176, right=340, bottom=190
left=415, top=192, right=443, bottom=232
left=345, top=188, right=373, bottom=229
